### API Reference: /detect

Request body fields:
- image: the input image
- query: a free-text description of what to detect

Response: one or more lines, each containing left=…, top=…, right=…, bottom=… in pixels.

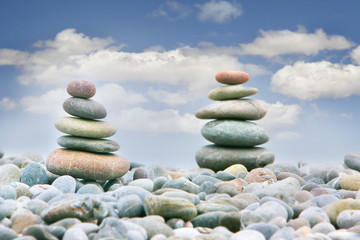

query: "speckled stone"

left=51, top=175, right=77, bottom=193
left=195, top=99, right=267, bottom=120
left=0, top=185, right=16, bottom=200
left=21, top=162, right=48, bottom=187
left=201, top=120, right=269, bottom=147
left=57, top=135, right=120, bottom=153
left=67, top=80, right=96, bottom=99
left=326, top=199, right=360, bottom=226
left=46, top=149, right=129, bottom=180
left=244, top=168, right=277, bottom=184
left=196, top=145, right=274, bottom=172
left=55, top=117, right=116, bottom=138
left=63, top=97, right=107, bottom=120
left=340, top=174, right=360, bottom=191
left=208, top=85, right=258, bottom=101
left=224, top=164, right=248, bottom=176
left=337, top=210, right=360, bottom=229
left=144, top=195, right=197, bottom=221
left=41, top=195, right=108, bottom=223
left=0, top=164, right=21, bottom=185
left=215, top=71, right=250, bottom=85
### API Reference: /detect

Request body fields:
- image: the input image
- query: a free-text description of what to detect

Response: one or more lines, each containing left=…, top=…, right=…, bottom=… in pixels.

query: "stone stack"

left=46, top=80, right=130, bottom=180
left=195, top=71, right=275, bottom=171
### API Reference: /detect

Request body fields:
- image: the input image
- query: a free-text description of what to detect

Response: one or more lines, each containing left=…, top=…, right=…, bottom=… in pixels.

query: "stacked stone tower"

left=46, top=80, right=129, bottom=180
left=195, top=71, right=275, bottom=171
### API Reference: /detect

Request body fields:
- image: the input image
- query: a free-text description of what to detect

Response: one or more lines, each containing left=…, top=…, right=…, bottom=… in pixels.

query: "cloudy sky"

left=1, top=0, right=359, bottom=168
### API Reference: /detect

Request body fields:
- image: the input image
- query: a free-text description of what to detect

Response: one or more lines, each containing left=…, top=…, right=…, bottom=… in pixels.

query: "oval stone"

left=67, top=80, right=96, bottom=98
left=144, top=195, right=197, bottom=221
left=195, top=99, right=267, bottom=120
left=196, top=145, right=274, bottom=171
left=208, top=85, right=258, bottom=101
left=57, top=135, right=120, bottom=153
left=201, top=120, right=269, bottom=147
left=63, top=97, right=107, bottom=119
left=46, top=149, right=129, bottom=180
left=55, top=117, right=116, bottom=138
left=215, top=71, right=250, bottom=85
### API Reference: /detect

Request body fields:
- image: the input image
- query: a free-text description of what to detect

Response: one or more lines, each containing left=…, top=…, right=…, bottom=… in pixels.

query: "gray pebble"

left=21, top=162, right=48, bottom=187
left=77, top=184, right=103, bottom=195
left=117, top=194, right=145, bottom=218
left=52, top=175, right=76, bottom=193
left=0, top=224, right=18, bottom=240
left=0, top=185, right=17, bottom=200
left=63, top=227, right=88, bottom=240
left=246, top=223, right=280, bottom=240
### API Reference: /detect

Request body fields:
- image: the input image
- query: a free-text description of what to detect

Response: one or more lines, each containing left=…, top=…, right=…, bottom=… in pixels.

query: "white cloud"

left=0, top=97, right=17, bottom=111
left=111, top=107, right=204, bottom=134
left=150, top=1, right=192, bottom=20
left=96, top=83, right=148, bottom=110
left=197, top=0, right=242, bottom=23
left=351, top=45, right=360, bottom=65
left=240, top=27, right=355, bottom=57
left=148, top=87, right=190, bottom=106
left=258, top=101, right=302, bottom=130
left=0, top=28, right=268, bottom=105
left=340, top=113, right=353, bottom=120
left=0, top=49, right=30, bottom=65
left=274, top=131, right=301, bottom=140
left=271, top=61, right=360, bottom=100
left=19, top=88, right=67, bottom=115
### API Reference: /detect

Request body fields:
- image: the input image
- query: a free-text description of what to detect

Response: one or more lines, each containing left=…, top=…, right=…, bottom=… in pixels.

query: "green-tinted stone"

left=55, top=117, right=116, bottom=138
left=196, top=145, right=274, bottom=171
left=144, top=195, right=197, bottom=221
left=57, top=136, right=120, bottom=153
left=208, top=85, right=258, bottom=101
left=201, top=120, right=269, bottom=147
left=195, top=99, right=266, bottom=120
left=63, top=97, right=107, bottom=120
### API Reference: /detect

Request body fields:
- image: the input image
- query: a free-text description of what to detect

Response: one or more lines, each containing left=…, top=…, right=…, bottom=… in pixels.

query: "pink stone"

left=215, top=71, right=250, bottom=85
left=67, top=80, right=96, bottom=98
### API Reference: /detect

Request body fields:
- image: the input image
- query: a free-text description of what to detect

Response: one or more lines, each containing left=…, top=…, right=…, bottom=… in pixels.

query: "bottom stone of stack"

left=196, top=145, right=274, bottom=172
left=46, top=149, right=130, bottom=180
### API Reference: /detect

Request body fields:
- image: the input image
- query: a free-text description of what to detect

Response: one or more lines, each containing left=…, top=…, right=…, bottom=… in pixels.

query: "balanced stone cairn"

left=195, top=71, right=275, bottom=171
left=46, top=80, right=130, bottom=180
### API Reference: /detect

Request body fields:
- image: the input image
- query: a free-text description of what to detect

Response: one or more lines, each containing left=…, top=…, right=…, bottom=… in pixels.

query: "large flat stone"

left=196, top=145, right=274, bottom=171
left=46, top=149, right=129, bottom=180
left=195, top=99, right=267, bottom=120
left=201, top=120, right=269, bottom=147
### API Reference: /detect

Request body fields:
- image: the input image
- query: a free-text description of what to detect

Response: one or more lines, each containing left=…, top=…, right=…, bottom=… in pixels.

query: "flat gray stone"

left=201, top=120, right=269, bottom=147
left=196, top=145, right=274, bottom=171
left=208, top=85, right=258, bottom=101
left=63, top=97, right=106, bottom=120
left=196, top=99, right=266, bottom=120
left=57, top=135, right=120, bottom=153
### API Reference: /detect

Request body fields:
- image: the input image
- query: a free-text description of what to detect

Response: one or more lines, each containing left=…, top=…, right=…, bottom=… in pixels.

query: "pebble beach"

left=1, top=74, right=360, bottom=240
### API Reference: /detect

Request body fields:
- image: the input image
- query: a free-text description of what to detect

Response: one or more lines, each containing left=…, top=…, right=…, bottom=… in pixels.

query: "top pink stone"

left=215, top=71, right=250, bottom=85
left=67, top=80, right=96, bottom=99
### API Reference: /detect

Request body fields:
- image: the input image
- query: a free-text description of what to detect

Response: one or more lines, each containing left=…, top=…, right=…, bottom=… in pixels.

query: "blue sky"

left=1, top=0, right=360, bottom=168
